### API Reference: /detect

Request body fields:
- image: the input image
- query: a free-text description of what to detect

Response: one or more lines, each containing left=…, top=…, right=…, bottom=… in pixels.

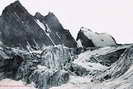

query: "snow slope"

left=0, top=79, right=36, bottom=89
left=0, top=44, right=132, bottom=89
left=77, top=27, right=116, bottom=47
left=51, top=45, right=133, bottom=89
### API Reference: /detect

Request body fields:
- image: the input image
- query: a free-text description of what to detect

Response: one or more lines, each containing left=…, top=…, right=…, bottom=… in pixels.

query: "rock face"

left=0, top=45, right=74, bottom=89
left=70, top=45, right=131, bottom=77
left=0, top=47, right=24, bottom=80
left=15, top=45, right=75, bottom=89
left=35, top=12, right=77, bottom=48
left=0, top=41, right=133, bottom=89
left=0, top=1, right=77, bottom=49
left=76, top=27, right=117, bottom=48
left=89, top=48, right=126, bottom=66
left=92, top=46, right=133, bottom=82
left=49, top=45, right=133, bottom=89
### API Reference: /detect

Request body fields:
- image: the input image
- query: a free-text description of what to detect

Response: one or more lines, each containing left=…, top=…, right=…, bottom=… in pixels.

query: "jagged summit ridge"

left=2, top=1, right=29, bottom=17
left=34, top=12, right=77, bottom=48
left=0, top=1, right=77, bottom=49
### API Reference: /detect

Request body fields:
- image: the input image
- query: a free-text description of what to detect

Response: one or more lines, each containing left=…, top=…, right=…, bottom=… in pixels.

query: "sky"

left=0, top=0, right=133, bottom=44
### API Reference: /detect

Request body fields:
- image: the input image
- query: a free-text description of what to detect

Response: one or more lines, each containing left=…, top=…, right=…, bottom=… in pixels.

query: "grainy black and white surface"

left=0, top=1, right=133, bottom=89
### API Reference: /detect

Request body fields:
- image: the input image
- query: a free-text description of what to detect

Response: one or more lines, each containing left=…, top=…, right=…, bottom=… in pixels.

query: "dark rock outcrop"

left=76, top=29, right=95, bottom=48
left=0, top=1, right=77, bottom=49
left=67, top=63, right=90, bottom=76
left=16, top=45, right=74, bottom=89
left=0, top=45, right=75, bottom=89
left=92, top=46, right=133, bottom=82
left=76, top=27, right=117, bottom=48
left=0, top=47, right=24, bottom=80
left=90, top=48, right=126, bottom=66
left=35, top=12, right=77, bottom=48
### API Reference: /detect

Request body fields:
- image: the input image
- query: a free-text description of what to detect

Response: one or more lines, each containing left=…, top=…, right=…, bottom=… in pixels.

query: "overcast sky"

left=0, top=0, right=133, bottom=44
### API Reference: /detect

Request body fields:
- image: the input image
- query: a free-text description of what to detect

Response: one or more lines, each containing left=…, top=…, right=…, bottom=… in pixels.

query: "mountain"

left=0, top=1, right=77, bottom=49
left=76, top=27, right=117, bottom=48
left=1, top=1, right=133, bottom=89
left=34, top=12, right=77, bottom=48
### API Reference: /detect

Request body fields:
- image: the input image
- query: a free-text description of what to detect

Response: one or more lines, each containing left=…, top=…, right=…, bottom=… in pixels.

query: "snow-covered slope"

left=0, top=79, right=36, bottom=89
left=76, top=27, right=117, bottom=48
left=50, top=45, right=133, bottom=89
left=0, top=45, right=75, bottom=89
left=0, top=43, right=132, bottom=89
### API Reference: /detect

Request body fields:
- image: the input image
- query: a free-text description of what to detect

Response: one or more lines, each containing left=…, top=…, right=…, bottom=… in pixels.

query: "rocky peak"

left=34, top=12, right=77, bottom=48
left=43, top=12, right=64, bottom=33
left=76, top=27, right=117, bottom=48
left=35, top=12, right=44, bottom=21
left=0, top=1, right=77, bottom=49
left=2, top=1, right=28, bottom=17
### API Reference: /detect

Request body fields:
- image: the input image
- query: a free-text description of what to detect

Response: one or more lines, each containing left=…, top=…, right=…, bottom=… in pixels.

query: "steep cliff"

left=0, top=1, right=77, bottom=49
